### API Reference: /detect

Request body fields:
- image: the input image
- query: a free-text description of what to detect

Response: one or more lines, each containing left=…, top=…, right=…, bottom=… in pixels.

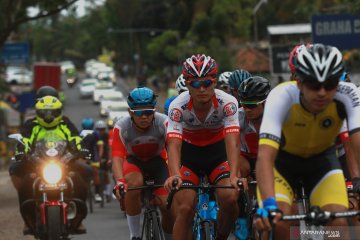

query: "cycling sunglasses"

left=187, top=79, right=215, bottom=89
left=303, top=78, right=339, bottom=91
left=130, top=108, right=156, bottom=117
left=240, top=99, right=266, bottom=109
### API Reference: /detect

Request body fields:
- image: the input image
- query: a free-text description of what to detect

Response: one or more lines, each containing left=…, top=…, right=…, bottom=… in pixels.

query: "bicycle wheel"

left=99, top=170, right=105, bottom=208
left=200, top=221, right=211, bottom=240
left=150, top=210, right=163, bottom=240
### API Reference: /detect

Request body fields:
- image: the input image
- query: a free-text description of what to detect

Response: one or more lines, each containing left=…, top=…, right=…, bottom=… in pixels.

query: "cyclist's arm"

left=225, top=133, right=241, bottom=178
left=167, top=138, right=182, bottom=176
left=112, top=127, right=127, bottom=180
left=349, top=132, right=360, bottom=178
left=343, top=139, right=360, bottom=178
left=97, top=140, right=104, bottom=160
left=256, top=144, right=278, bottom=199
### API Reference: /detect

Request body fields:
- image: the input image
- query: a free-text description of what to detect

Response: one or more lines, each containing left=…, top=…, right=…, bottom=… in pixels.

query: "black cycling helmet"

left=295, top=44, right=344, bottom=83
left=229, top=69, right=252, bottom=90
left=238, top=76, right=271, bottom=101
left=36, top=86, right=59, bottom=99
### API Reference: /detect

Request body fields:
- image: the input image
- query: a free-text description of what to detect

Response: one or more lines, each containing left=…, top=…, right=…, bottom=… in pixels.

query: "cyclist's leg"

left=210, top=161, right=238, bottom=239
left=172, top=166, right=199, bottom=240
left=123, top=158, right=144, bottom=239
left=310, top=167, right=349, bottom=236
left=256, top=168, right=295, bottom=240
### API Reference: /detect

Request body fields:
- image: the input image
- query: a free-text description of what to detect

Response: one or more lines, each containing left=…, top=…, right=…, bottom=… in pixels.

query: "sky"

left=28, top=0, right=106, bottom=18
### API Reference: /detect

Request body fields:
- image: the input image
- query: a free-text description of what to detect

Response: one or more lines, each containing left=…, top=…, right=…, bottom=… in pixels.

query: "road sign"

left=0, top=42, right=30, bottom=64
left=270, top=45, right=293, bottom=74
left=312, top=14, right=360, bottom=50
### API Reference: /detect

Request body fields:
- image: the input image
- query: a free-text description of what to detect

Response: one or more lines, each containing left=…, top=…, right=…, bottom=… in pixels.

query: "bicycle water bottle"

left=234, top=218, right=248, bottom=240
left=208, top=201, right=218, bottom=221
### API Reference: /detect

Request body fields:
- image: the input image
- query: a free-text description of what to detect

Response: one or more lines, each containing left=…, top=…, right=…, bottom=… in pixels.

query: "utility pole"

left=253, top=0, right=268, bottom=48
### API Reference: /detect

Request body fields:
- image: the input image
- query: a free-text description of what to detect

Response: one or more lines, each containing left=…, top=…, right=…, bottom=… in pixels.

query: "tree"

left=0, top=0, right=79, bottom=47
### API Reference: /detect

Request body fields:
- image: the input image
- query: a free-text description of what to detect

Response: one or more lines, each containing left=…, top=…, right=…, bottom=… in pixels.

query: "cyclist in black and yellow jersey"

left=254, top=44, right=360, bottom=239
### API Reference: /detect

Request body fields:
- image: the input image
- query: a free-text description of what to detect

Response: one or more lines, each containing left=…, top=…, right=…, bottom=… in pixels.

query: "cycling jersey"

left=259, top=81, right=360, bottom=157
left=166, top=89, right=240, bottom=146
left=239, top=107, right=258, bottom=159
left=112, top=113, right=167, bottom=161
left=164, top=96, right=177, bottom=116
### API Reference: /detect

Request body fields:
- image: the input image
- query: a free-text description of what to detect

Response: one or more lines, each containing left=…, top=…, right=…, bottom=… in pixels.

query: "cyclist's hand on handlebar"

left=164, top=175, right=182, bottom=192
left=231, top=175, right=248, bottom=191
left=113, top=179, right=128, bottom=201
left=253, top=197, right=282, bottom=232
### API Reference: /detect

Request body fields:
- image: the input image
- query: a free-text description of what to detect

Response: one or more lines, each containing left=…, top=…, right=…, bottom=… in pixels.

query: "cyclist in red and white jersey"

left=237, top=76, right=271, bottom=177
left=164, top=54, right=246, bottom=240
left=112, top=87, right=173, bottom=240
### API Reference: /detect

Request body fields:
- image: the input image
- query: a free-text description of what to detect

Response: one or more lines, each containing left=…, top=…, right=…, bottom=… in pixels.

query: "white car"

left=78, top=78, right=98, bottom=98
left=99, top=96, right=126, bottom=117
left=108, top=103, right=129, bottom=121
left=92, top=82, right=116, bottom=104
left=59, top=61, right=75, bottom=73
left=5, top=66, right=32, bottom=85
left=96, top=66, right=116, bottom=83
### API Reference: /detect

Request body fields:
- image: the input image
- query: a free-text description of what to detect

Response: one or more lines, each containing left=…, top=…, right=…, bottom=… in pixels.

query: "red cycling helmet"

left=288, top=43, right=312, bottom=74
left=182, top=54, right=218, bottom=79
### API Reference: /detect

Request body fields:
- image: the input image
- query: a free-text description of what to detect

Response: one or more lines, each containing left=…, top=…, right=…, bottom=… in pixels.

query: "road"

left=0, top=76, right=131, bottom=240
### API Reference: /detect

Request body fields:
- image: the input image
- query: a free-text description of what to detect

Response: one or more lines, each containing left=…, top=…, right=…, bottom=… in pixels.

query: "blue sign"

left=0, top=42, right=30, bottom=64
left=312, top=14, right=360, bottom=50
left=17, top=91, right=36, bottom=113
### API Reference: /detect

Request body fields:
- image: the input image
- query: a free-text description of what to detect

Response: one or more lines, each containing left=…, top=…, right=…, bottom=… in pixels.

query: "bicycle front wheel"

left=150, top=211, right=163, bottom=240
left=200, top=221, right=211, bottom=240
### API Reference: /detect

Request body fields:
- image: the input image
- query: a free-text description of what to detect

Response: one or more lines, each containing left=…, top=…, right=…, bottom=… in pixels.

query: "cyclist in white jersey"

left=164, top=54, right=247, bottom=240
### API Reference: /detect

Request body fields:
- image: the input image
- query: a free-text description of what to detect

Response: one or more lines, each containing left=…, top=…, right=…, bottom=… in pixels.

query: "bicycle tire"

left=151, top=210, right=163, bottom=240
left=200, top=221, right=211, bottom=240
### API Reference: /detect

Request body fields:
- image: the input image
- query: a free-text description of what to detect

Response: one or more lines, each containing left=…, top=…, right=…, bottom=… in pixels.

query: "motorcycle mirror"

left=80, top=129, right=94, bottom=138
left=8, top=133, right=30, bottom=150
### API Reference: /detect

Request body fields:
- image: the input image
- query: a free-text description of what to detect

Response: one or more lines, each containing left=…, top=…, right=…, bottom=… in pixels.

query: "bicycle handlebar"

left=166, top=178, right=244, bottom=209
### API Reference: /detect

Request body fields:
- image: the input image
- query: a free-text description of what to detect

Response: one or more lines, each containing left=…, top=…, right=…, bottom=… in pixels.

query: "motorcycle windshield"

left=33, top=131, right=68, bottom=161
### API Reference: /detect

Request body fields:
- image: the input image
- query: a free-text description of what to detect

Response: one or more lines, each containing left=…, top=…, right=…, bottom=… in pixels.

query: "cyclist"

left=112, top=87, right=173, bottom=240
left=218, top=71, right=232, bottom=94
left=164, top=54, right=246, bottom=240
left=14, top=96, right=89, bottom=234
left=81, top=117, right=104, bottom=203
left=95, top=120, right=112, bottom=202
left=237, top=76, right=271, bottom=177
left=228, top=69, right=252, bottom=102
left=254, top=44, right=360, bottom=239
left=163, top=74, right=188, bottom=116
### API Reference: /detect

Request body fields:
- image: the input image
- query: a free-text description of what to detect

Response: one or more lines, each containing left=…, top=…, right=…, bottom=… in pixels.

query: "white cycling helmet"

left=218, top=71, right=232, bottom=85
left=175, top=74, right=188, bottom=94
left=95, top=120, right=107, bottom=129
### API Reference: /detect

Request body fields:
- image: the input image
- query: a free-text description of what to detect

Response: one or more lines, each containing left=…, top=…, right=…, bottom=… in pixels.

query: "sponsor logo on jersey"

left=337, top=84, right=360, bottom=108
left=223, top=102, right=237, bottom=116
left=320, top=116, right=333, bottom=129
left=183, top=171, right=191, bottom=176
left=169, top=108, right=182, bottom=122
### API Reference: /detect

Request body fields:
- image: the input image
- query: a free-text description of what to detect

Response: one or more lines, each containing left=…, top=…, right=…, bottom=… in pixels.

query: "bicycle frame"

left=193, top=176, right=218, bottom=240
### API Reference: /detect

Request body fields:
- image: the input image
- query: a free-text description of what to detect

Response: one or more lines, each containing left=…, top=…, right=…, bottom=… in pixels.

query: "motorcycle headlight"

left=43, top=162, right=62, bottom=184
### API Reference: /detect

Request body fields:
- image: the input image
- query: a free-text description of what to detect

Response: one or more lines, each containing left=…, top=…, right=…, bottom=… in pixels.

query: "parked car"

left=99, top=93, right=125, bottom=117
left=5, top=66, right=32, bottom=85
left=78, top=78, right=99, bottom=98
left=92, top=81, right=116, bottom=104
left=107, top=103, right=129, bottom=121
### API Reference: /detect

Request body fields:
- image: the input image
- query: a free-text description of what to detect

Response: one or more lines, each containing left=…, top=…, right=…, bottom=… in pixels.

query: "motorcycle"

left=9, top=130, right=92, bottom=240
left=66, top=76, right=77, bottom=88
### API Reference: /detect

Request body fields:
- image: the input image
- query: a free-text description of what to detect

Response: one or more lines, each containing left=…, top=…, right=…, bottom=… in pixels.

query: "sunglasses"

left=240, top=99, right=266, bottom=109
left=130, top=108, right=156, bottom=117
left=303, top=78, right=339, bottom=91
left=187, top=79, right=214, bottom=89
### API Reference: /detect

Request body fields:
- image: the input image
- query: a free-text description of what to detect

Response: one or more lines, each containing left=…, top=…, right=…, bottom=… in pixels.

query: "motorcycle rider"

left=13, top=96, right=90, bottom=234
